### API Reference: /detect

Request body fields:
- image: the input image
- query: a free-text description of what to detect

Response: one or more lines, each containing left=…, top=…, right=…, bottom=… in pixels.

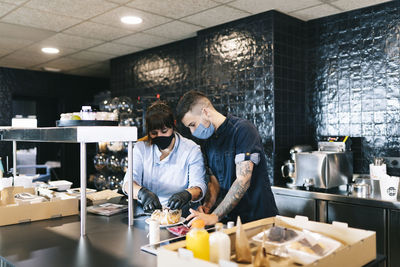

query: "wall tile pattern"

left=307, top=1, right=400, bottom=175
left=196, top=13, right=275, bottom=181
left=273, top=13, right=309, bottom=181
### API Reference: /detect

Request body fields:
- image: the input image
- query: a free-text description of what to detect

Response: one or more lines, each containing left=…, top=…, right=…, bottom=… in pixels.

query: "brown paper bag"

left=235, top=216, right=252, bottom=263
left=253, top=230, right=270, bottom=267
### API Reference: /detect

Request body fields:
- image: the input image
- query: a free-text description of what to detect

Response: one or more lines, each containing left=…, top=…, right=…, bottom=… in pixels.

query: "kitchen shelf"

left=0, top=126, right=137, bottom=236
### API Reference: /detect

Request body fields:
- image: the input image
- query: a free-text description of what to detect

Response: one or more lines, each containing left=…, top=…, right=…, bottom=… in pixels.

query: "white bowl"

left=48, top=180, right=73, bottom=191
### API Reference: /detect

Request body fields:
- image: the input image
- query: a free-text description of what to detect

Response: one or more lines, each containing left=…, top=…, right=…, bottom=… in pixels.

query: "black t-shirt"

left=204, top=115, right=278, bottom=223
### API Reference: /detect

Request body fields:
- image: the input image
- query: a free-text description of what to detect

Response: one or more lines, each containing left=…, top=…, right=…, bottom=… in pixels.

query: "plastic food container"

left=48, top=180, right=73, bottom=191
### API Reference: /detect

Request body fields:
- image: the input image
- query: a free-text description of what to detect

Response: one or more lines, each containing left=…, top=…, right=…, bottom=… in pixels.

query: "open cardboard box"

left=0, top=186, right=78, bottom=226
left=158, top=215, right=376, bottom=267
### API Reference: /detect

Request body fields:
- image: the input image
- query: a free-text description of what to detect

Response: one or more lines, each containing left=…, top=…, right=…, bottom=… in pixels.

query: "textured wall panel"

left=308, top=1, right=400, bottom=175
left=196, top=13, right=276, bottom=182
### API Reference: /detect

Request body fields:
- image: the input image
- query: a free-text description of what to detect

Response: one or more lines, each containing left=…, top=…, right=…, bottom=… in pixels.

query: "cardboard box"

left=158, top=215, right=376, bottom=267
left=0, top=186, right=79, bottom=226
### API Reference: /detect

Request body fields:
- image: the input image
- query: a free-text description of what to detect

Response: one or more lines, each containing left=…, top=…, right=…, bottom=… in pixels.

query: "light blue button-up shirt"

left=123, top=133, right=206, bottom=206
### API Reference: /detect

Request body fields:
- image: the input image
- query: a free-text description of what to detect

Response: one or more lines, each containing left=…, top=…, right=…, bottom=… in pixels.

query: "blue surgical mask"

left=192, top=122, right=215, bottom=139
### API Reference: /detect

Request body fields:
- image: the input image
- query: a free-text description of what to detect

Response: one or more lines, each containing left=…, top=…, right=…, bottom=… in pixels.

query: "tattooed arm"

left=212, top=160, right=254, bottom=219
left=185, top=160, right=253, bottom=226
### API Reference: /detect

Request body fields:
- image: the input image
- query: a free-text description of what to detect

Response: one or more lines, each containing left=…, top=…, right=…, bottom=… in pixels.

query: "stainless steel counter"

left=0, top=213, right=175, bottom=267
left=272, top=185, right=400, bottom=211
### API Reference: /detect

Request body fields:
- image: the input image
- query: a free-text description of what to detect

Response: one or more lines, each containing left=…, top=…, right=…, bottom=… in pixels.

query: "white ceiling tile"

left=38, top=33, right=104, bottom=50
left=330, top=0, right=392, bottom=12
left=0, top=46, right=11, bottom=56
left=1, top=7, right=81, bottom=32
left=0, top=22, right=55, bottom=42
left=180, top=5, right=250, bottom=28
left=88, top=42, right=142, bottom=56
left=0, top=0, right=27, bottom=5
left=26, top=0, right=118, bottom=20
left=228, top=0, right=321, bottom=14
left=0, top=49, right=61, bottom=68
left=69, top=50, right=114, bottom=61
left=91, top=6, right=172, bottom=31
left=127, top=0, right=220, bottom=19
left=289, top=4, right=342, bottom=21
left=64, top=21, right=133, bottom=41
left=0, top=2, right=16, bottom=17
left=0, top=37, right=34, bottom=52
left=212, top=0, right=235, bottom=2
left=104, top=0, right=132, bottom=4
left=115, top=32, right=174, bottom=48
left=144, top=20, right=202, bottom=40
left=36, top=57, right=94, bottom=71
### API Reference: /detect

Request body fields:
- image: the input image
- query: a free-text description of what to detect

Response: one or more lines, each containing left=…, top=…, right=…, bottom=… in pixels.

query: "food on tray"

left=167, top=225, right=190, bottom=236
left=267, top=226, right=298, bottom=243
left=151, top=208, right=182, bottom=225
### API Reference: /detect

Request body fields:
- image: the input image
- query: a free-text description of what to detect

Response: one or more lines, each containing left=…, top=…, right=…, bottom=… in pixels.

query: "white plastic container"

left=379, top=175, right=399, bottom=201
left=209, top=223, right=231, bottom=263
left=48, top=180, right=73, bottom=191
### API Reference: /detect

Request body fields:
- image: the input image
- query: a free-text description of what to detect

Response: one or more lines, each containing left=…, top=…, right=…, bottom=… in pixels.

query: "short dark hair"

left=176, top=90, right=208, bottom=121
left=145, top=101, right=175, bottom=140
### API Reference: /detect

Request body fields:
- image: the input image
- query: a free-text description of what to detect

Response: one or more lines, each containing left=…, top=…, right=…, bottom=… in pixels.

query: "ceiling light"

left=41, top=47, right=60, bottom=54
left=43, top=67, right=61, bottom=72
left=121, top=16, right=142, bottom=25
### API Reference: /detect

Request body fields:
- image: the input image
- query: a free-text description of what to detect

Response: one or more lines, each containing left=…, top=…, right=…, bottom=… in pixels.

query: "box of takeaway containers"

left=158, top=215, right=376, bottom=267
left=0, top=186, right=78, bottom=226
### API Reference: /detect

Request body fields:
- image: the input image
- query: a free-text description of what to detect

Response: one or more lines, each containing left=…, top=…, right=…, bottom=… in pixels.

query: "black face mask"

left=152, top=133, right=174, bottom=150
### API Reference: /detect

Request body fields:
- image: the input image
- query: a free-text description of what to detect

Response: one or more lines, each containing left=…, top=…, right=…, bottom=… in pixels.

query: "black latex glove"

left=167, top=190, right=192, bottom=210
left=138, top=187, right=162, bottom=212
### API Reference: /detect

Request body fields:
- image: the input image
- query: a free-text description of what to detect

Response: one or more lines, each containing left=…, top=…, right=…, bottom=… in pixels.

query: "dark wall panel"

left=307, top=1, right=400, bottom=175
left=110, top=1, right=400, bottom=183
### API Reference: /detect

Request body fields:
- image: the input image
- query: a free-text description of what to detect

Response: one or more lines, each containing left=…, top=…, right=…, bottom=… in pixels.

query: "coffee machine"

left=281, top=145, right=313, bottom=186
left=295, top=136, right=353, bottom=189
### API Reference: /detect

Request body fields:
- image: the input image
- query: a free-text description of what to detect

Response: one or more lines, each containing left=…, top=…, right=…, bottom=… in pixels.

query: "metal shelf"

left=0, top=126, right=137, bottom=236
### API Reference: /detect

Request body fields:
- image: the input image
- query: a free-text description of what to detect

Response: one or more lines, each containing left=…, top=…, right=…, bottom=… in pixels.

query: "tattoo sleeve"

left=212, top=160, right=254, bottom=219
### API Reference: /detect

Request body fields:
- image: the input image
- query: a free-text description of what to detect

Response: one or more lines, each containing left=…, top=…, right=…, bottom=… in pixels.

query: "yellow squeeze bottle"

left=186, top=219, right=210, bottom=261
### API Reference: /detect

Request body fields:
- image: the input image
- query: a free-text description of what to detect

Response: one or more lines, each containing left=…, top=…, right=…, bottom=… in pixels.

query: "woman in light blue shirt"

left=123, top=101, right=207, bottom=213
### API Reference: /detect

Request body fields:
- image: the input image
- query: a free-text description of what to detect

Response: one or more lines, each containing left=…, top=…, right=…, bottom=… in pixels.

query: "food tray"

left=56, top=120, right=118, bottom=127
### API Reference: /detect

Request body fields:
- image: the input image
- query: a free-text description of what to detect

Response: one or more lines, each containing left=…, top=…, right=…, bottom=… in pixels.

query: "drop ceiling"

left=0, top=0, right=393, bottom=78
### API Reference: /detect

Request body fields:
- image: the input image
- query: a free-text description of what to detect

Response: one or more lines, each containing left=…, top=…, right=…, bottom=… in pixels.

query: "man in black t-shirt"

left=177, top=90, right=278, bottom=225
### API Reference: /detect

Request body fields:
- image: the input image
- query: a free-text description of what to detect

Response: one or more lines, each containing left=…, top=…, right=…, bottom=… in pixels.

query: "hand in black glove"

left=167, top=190, right=192, bottom=210
left=138, top=187, right=162, bottom=212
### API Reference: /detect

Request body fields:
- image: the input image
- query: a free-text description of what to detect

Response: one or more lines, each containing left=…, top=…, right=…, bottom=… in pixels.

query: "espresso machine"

left=295, top=136, right=353, bottom=189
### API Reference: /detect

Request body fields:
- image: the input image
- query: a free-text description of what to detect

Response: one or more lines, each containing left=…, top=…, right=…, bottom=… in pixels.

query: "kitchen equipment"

left=295, top=136, right=353, bottom=189
left=350, top=183, right=371, bottom=197
left=281, top=145, right=313, bottom=185
left=369, top=157, right=387, bottom=179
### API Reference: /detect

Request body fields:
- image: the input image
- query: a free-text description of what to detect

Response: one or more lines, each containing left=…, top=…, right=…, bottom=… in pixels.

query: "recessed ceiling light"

left=41, top=47, right=60, bottom=54
left=121, top=16, right=142, bottom=25
left=43, top=67, right=61, bottom=72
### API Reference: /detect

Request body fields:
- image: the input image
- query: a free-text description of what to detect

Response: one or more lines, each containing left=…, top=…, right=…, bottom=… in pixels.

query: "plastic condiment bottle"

left=209, top=223, right=231, bottom=263
left=186, top=219, right=210, bottom=261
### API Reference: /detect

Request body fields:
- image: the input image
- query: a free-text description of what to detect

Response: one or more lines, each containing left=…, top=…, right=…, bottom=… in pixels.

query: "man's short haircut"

left=176, top=90, right=209, bottom=121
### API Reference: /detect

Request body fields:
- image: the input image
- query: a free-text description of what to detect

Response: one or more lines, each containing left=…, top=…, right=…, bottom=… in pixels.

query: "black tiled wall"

left=0, top=67, right=108, bottom=180
left=273, top=13, right=309, bottom=182
left=196, top=13, right=276, bottom=181
left=111, top=1, right=400, bottom=182
left=307, top=1, right=400, bottom=175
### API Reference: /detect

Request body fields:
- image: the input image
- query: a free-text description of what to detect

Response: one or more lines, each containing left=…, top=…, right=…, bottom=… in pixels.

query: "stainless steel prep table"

left=0, top=126, right=137, bottom=236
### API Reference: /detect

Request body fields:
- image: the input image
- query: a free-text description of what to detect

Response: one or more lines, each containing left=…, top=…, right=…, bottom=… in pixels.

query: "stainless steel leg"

left=128, top=141, right=133, bottom=226
left=12, top=141, right=17, bottom=180
left=80, top=142, right=87, bottom=236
